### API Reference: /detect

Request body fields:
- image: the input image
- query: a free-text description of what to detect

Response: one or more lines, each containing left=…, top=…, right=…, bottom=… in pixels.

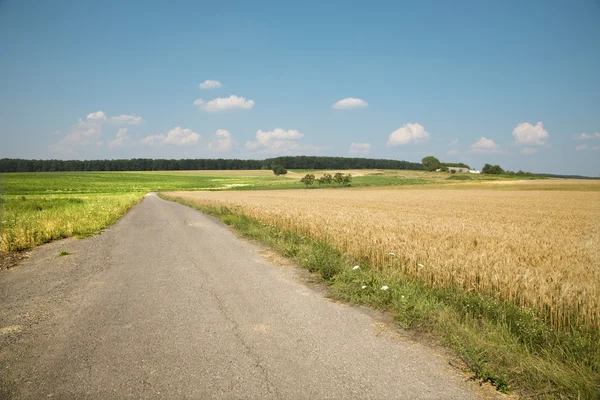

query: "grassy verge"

left=0, top=171, right=279, bottom=254
left=1, top=194, right=143, bottom=253
left=161, top=193, right=600, bottom=399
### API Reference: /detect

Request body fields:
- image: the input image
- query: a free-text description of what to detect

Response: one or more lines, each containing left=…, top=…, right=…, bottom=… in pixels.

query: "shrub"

left=300, top=174, right=315, bottom=188
left=333, top=172, right=344, bottom=185
left=342, top=174, right=352, bottom=186
left=272, top=165, right=288, bottom=175
left=317, top=173, right=333, bottom=185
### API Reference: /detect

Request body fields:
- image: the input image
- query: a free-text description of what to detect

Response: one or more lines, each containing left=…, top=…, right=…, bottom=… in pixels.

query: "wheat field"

left=169, top=186, right=600, bottom=332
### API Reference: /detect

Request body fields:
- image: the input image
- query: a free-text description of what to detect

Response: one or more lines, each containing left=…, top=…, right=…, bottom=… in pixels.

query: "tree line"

left=421, top=156, right=470, bottom=172
left=263, top=156, right=422, bottom=170
left=0, top=156, right=423, bottom=173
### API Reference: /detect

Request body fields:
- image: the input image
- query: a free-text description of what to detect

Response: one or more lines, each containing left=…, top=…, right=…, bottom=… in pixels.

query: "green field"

left=0, top=171, right=285, bottom=252
left=0, top=169, right=559, bottom=254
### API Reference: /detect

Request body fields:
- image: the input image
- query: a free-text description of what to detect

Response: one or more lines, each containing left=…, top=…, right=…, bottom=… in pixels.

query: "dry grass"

left=168, top=186, right=600, bottom=332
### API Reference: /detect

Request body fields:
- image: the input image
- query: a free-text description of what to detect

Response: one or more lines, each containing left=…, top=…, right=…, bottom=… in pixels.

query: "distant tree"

left=440, top=166, right=449, bottom=172
left=421, top=156, right=441, bottom=172
left=272, top=165, right=288, bottom=175
left=482, top=164, right=505, bottom=174
left=333, top=172, right=345, bottom=185
left=342, top=174, right=352, bottom=186
left=321, top=173, right=333, bottom=184
left=300, top=174, right=315, bottom=188
left=441, top=162, right=471, bottom=169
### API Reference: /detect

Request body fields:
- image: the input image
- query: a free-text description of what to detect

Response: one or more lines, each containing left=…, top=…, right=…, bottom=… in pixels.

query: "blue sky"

left=1, top=0, right=599, bottom=175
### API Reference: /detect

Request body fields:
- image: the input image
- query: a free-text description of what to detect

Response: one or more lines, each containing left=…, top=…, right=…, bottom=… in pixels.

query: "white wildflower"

left=361, top=285, right=367, bottom=289
left=352, top=265, right=360, bottom=270
left=381, top=285, right=389, bottom=291
left=418, top=264, right=424, bottom=269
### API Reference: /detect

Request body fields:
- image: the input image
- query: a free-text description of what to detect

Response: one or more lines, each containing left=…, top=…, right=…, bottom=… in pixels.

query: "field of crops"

left=2, top=169, right=533, bottom=254
left=3, top=170, right=599, bottom=395
left=0, top=171, right=286, bottom=253
left=168, top=185, right=600, bottom=333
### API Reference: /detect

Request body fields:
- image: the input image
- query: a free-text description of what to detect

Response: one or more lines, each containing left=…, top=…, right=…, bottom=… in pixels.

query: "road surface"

left=0, top=193, right=482, bottom=399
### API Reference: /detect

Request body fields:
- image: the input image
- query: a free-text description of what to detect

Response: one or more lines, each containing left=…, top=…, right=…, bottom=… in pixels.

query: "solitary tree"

left=272, top=165, right=288, bottom=175
left=482, top=164, right=505, bottom=174
left=300, top=173, right=315, bottom=188
left=421, top=156, right=441, bottom=172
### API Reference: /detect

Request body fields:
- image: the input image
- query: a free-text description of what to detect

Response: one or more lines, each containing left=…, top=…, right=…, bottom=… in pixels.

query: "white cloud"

left=108, top=128, right=129, bottom=149
left=49, top=119, right=102, bottom=152
left=109, top=114, right=143, bottom=125
left=193, top=95, right=255, bottom=112
left=574, top=132, right=600, bottom=140
left=513, top=121, right=549, bottom=145
left=141, top=134, right=165, bottom=146
left=199, top=80, right=222, bottom=89
left=246, top=128, right=306, bottom=153
left=471, top=137, right=500, bottom=153
left=448, top=138, right=459, bottom=147
left=141, top=126, right=200, bottom=146
left=87, top=111, right=107, bottom=120
left=163, top=127, right=200, bottom=145
left=520, top=147, right=537, bottom=155
left=387, top=123, right=430, bottom=146
left=209, top=129, right=233, bottom=152
left=447, top=149, right=459, bottom=155
left=332, top=97, right=368, bottom=110
left=86, top=111, right=143, bottom=125
left=50, top=110, right=144, bottom=153
left=576, top=144, right=600, bottom=151
left=349, top=142, right=371, bottom=154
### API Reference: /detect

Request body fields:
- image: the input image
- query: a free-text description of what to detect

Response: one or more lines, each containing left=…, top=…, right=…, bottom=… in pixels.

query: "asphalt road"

left=0, top=193, right=482, bottom=399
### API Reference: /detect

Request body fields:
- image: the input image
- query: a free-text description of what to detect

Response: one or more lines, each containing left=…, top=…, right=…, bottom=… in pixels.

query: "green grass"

left=0, top=171, right=286, bottom=252
left=245, top=176, right=433, bottom=190
left=161, top=194, right=600, bottom=399
left=0, top=171, right=282, bottom=195
left=1, top=193, right=142, bottom=252
left=446, top=174, right=474, bottom=181
left=0, top=170, right=583, bottom=253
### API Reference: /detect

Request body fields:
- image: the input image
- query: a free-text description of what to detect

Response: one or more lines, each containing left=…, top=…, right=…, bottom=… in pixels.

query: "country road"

left=0, top=193, right=482, bottom=399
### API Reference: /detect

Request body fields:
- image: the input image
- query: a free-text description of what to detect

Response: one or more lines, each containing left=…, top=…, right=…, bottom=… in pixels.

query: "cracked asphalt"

left=0, top=193, right=482, bottom=399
